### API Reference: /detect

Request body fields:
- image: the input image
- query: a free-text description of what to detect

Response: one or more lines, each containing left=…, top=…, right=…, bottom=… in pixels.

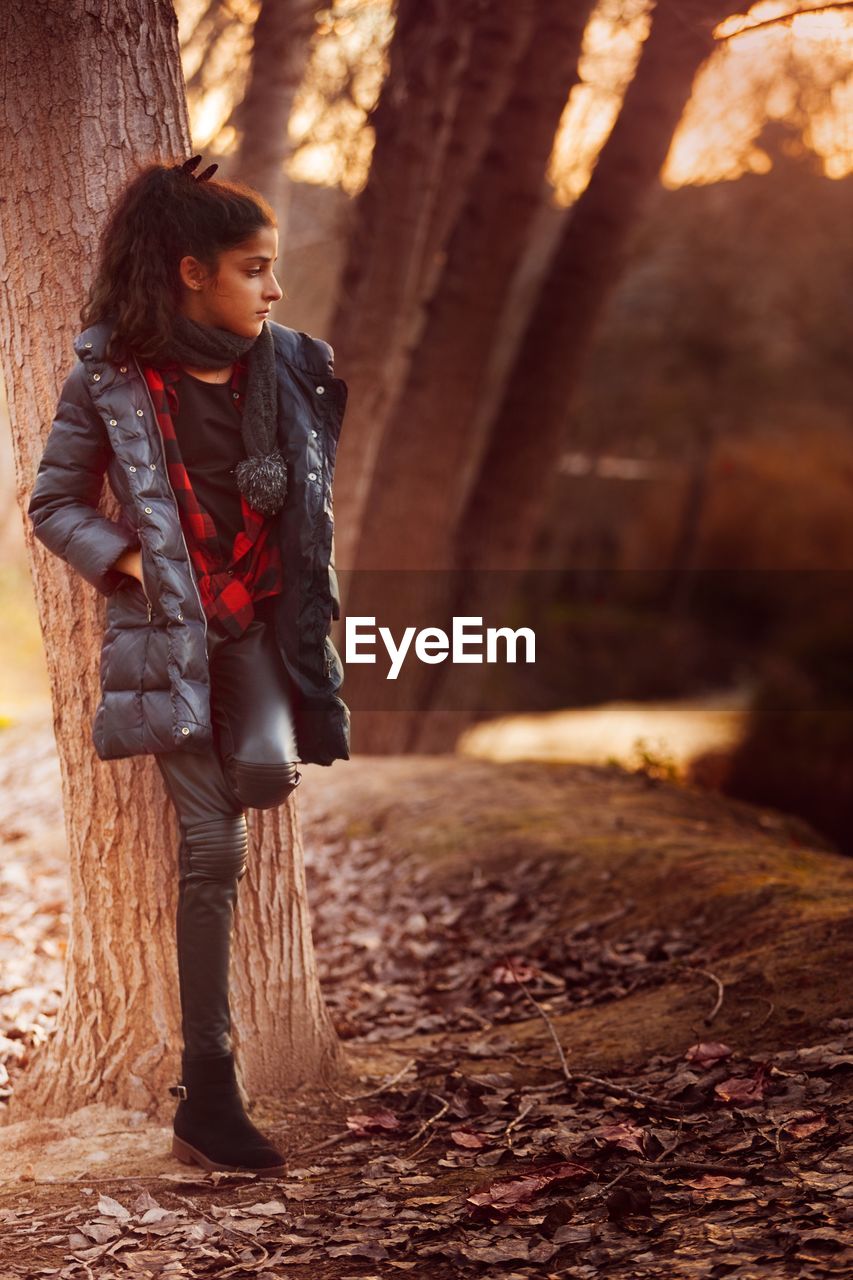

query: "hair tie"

left=172, top=154, right=218, bottom=183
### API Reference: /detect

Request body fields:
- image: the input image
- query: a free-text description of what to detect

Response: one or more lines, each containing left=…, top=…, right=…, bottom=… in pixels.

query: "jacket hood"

left=73, top=317, right=334, bottom=379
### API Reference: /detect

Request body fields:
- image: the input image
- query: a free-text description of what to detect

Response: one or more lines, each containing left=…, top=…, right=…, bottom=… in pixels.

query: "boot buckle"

left=169, top=1083, right=188, bottom=1099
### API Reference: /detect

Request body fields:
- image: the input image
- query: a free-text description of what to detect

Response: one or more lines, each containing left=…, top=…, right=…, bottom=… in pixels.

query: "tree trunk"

left=342, top=0, right=593, bottom=753
left=182, top=0, right=233, bottom=97
left=231, top=0, right=319, bottom=226
left=328, top=0, right=505, bottom=573
left=353, top=0, right=591, bottom=573
left=412, top=0, right=735, bottom=751
left=0, top=0, right=344, bottom=1121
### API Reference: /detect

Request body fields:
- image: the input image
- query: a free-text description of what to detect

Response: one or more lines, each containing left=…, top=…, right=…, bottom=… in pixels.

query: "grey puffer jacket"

left=27, top=317, right=350, bottom=767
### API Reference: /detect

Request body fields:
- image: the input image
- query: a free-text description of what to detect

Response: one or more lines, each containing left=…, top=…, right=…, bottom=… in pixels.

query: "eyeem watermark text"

left=345, top=616, right=536, bottom=680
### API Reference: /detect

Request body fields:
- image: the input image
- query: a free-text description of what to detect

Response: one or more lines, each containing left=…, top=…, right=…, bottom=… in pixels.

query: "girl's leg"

left=154, top=602, right=301, bottom=1059
left=155, top=730, right=247, bottom=1060
left=155, top=608, right=299, bottom=1173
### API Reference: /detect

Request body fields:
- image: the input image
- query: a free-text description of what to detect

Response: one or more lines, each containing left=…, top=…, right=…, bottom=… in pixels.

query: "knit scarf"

left=162, top=310, right=287, bottom=517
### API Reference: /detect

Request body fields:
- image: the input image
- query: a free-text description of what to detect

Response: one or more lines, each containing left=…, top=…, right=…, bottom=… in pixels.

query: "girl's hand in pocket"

left=113, top=547, right=143, bottom=583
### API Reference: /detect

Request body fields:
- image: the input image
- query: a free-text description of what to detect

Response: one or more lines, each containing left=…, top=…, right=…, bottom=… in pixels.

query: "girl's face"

left=178, top=225, right=284, bottom=338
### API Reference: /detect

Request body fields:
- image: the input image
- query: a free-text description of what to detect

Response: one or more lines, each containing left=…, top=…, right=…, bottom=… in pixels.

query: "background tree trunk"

left=412, top=0, right=736, bottom=751
left=352, top=0, right=592, bottom=573
left=231, top=0, right=319, bottom=228
left=328, top=0, right=499, bottom=572
left=182, top=0, right=233, bottom=97
left=0, top=0, right=343, bottom=1120
left=342, top=0, right=593, bottom=753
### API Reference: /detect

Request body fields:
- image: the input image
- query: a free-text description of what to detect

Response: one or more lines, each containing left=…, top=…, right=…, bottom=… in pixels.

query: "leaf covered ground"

left=0, top=724, right=851, bottom=1278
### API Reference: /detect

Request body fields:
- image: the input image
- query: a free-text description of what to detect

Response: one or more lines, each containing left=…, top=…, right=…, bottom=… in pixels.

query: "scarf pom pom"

left=234, top=450, right=289, bottom=516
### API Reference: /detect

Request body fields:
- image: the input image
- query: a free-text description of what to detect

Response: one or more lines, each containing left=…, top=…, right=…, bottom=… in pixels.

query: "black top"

left=172, top=370, right=247, bottom=563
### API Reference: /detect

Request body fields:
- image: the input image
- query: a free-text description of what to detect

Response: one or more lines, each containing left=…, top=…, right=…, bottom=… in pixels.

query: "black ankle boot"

left=169, top=1050, right=286, bottom=1174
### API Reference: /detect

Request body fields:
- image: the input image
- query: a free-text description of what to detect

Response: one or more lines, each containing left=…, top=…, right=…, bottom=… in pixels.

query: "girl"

left=27, top=154, right=350, bottom=1176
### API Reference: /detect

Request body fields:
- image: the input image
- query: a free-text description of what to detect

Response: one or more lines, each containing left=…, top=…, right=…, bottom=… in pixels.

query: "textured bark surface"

left=0, top=0, right=342, bottom=1120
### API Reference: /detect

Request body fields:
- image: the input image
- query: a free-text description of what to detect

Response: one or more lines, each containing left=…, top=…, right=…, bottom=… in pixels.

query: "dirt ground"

left=0, top=725, right=851, bottom=1277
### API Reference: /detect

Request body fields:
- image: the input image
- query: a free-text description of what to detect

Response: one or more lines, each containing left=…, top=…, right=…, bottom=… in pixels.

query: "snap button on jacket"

left=27, top=318, right=350, bottom=767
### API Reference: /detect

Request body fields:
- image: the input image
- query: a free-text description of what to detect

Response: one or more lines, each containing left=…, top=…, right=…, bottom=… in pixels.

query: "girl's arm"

left=27, top=361, right=141, bottom=597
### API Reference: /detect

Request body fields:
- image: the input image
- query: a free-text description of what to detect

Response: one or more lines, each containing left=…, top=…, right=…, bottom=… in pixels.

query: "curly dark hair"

left=79, top=156, right=277, bottom=365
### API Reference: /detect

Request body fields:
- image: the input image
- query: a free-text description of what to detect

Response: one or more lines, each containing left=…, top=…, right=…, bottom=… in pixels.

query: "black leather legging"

left=155, top=594, right=301, bottom=1058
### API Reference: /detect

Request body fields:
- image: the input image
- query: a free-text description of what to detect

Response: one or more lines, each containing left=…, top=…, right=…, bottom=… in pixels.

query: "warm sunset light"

left=182, top=0, right=853, bottom=194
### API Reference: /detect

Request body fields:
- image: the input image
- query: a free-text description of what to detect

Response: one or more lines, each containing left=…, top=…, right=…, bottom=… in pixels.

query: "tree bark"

left=412, top=0, right=736, bottom=751
left=0, top=0, right=344, bottom=1121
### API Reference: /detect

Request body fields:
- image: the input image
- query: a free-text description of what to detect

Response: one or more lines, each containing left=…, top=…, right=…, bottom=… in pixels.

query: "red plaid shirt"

left=141, top=355, right=284, bottom=638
